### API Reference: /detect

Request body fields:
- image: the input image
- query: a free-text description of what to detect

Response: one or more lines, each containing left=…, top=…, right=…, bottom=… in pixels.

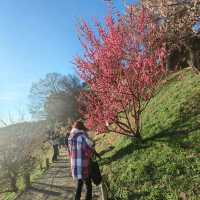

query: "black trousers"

left=52, top=144, right=59, bottom=161
left=75, top=178, right=92, bottom=200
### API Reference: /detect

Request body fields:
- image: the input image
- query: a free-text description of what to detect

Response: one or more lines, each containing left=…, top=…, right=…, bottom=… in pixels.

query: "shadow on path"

left=101, top=92, right=200, bottom=166
left=34, top=182, right=74, bottom=192
left=29, top=187, right=61, bottom=196
left=15, top=149, right=101, bottom=200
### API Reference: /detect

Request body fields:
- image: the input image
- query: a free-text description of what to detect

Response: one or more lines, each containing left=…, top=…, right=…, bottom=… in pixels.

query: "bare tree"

left=29, top=73, right=82, bottom=123
left=0, top=121, right=49, bottom=192
left=18, top=122, right=48, bottom=189
left=0, top=107, right=30, bottom=128
left=0, top=136, right=21, bottom=192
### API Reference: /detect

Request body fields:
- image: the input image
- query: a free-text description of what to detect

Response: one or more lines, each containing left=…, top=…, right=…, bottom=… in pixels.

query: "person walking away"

left=65, top=124, right=72, bottom=153
left=68, top=120, right=94, bottom=200
left=52, top=135, right=59, bottom=162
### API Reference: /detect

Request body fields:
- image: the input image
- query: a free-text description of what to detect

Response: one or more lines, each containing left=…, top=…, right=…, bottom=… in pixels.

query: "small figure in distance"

left=51, top=133, right=59, bottom=162
left=65, top=124, right=72, bottom=154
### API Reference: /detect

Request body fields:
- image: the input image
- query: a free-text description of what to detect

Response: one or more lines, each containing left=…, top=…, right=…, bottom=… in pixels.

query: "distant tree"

left=142, top=0, right=200, bottom=71
left=44, top=91, right=78, bottom=123
left=17, top=122, right=48, bottom=189
left=0, top=115, right=32, bottom=192
left=75, top=7, right=166, bottom=138
left=29, top=73, right=82, bottom=123
left=0, top=137, right=21, bottom=192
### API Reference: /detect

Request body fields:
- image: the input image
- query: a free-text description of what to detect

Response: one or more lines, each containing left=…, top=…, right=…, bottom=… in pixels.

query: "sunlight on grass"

left=96, top=68, right=200, bottom=199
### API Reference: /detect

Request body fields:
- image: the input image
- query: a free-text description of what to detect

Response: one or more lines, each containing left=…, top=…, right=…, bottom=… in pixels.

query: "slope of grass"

left=97, top=68, right=200, bottom=200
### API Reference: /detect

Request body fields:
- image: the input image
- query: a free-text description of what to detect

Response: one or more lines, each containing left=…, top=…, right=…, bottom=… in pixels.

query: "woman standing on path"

left=65, top=124, right=72, bottom=153
left=51, top=133, right=60, bottom=162
left=68, top=120, right=94, bottom=200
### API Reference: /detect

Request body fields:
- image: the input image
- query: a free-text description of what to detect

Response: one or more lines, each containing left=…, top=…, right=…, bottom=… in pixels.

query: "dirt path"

left=15, top=149, right=101, bottom=200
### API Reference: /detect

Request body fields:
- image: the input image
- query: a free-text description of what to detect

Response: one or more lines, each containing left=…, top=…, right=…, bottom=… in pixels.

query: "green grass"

left=97, top=68, right=200, bottom=200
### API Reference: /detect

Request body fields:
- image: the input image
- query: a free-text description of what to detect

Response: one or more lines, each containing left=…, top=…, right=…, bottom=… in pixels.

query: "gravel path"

left=15, top=149, right=101, bottom=200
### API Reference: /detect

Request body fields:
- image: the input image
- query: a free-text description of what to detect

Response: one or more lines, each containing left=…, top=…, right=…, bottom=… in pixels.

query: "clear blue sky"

left=0, top=0, right=137, bottom=124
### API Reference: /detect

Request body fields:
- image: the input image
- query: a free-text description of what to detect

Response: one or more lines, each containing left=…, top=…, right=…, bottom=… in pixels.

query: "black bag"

left=89, top=158, right=102, bottom=186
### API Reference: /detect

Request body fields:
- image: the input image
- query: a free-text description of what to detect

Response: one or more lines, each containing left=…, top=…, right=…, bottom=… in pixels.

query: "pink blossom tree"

left=75, top=6, right=166, bottom=139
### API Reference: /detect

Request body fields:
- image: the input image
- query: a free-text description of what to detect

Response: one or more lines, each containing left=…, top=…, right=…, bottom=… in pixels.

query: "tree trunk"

left=134, top=114, right=142, bottom=141
left=24, top=173, right=31, bottom=190
left=135, top=129, right=142, bottom=140
left=39, top=162, right=43, bottom=170
left=46, top=158, right=49, bottom=169
left=10, top=176, right=18, bottom=192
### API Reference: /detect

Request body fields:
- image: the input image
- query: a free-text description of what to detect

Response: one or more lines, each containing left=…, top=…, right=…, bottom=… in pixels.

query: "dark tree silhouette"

left=29, top=73, right=82, bottom=123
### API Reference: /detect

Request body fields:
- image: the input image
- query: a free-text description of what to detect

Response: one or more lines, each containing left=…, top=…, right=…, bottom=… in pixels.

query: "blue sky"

left=0, top=0, right=136, bottom=124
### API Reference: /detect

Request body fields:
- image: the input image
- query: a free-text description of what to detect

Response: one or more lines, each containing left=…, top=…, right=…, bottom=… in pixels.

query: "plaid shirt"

left=68, top=128, right=93, bottom=180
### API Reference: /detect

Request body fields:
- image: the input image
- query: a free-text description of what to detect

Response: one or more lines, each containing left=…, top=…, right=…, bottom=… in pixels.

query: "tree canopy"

left=29, top=73, right=82, bottom=124
left=75, top=7, right=166, bottom=138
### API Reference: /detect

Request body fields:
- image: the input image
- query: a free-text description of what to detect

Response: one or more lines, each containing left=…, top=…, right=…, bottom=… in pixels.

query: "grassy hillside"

left=96, top=68, right=200, bottom=200
left=0, top=120, right=48, bottom=136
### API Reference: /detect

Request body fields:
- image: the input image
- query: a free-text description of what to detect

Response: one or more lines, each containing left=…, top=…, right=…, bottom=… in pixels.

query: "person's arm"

left=83, top=132, right=94, bottom=149
left=83, top=134, right=102, bottom=159
left=83, top=135, right=94, bottom=148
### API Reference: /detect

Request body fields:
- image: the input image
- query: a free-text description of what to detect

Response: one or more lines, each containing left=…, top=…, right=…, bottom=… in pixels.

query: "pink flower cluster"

left=75, top=7, right=166, bottom=137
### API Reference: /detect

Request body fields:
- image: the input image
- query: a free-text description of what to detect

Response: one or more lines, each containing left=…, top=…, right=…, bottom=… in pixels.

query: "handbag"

left=89, top=155, right=102, bottom=186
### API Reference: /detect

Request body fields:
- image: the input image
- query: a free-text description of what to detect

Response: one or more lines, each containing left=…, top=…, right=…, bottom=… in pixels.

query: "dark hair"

left=73, top=120, right=88, bottom=131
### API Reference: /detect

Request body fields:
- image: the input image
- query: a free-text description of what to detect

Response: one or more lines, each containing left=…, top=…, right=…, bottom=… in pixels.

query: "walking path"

left=15, top=149, right=101, bottom=200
